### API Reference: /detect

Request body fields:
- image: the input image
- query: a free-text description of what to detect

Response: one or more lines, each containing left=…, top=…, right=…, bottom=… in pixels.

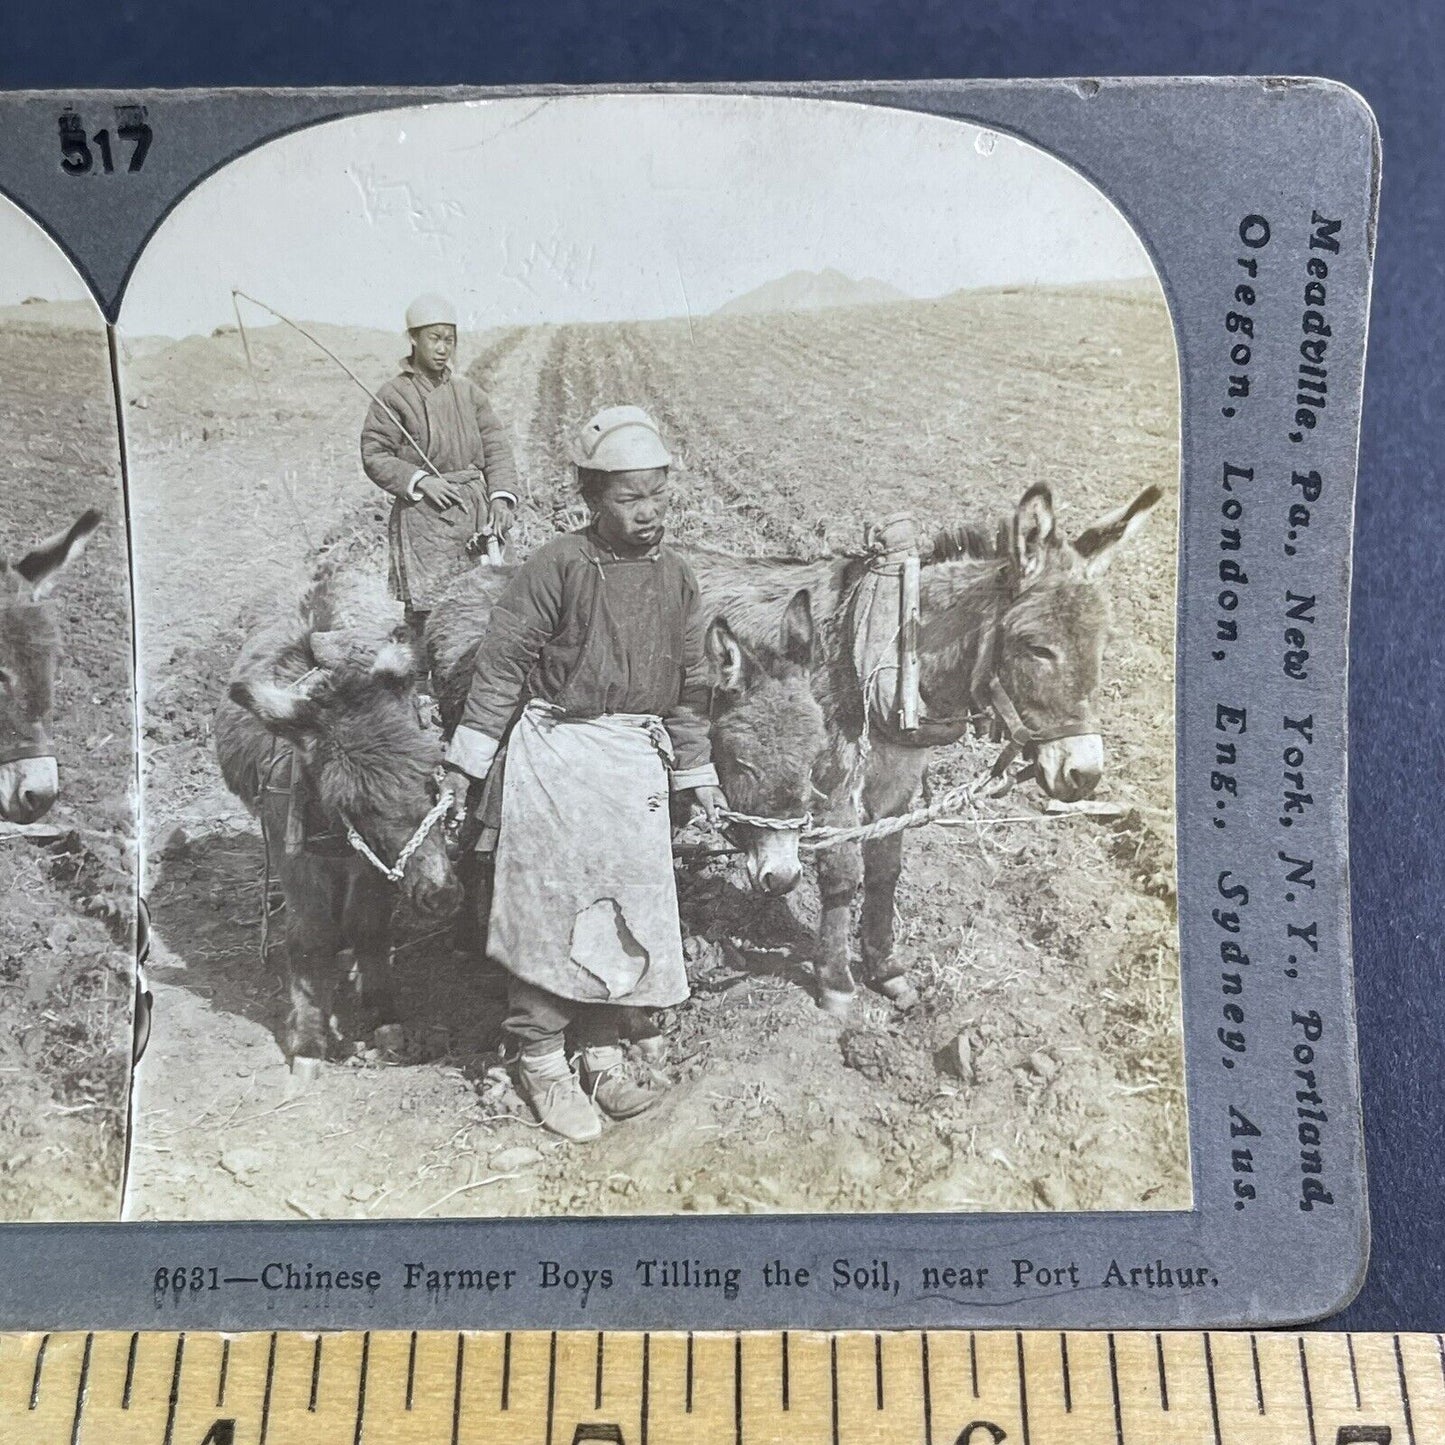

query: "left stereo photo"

left=0, top=197, right=137, bottom=1221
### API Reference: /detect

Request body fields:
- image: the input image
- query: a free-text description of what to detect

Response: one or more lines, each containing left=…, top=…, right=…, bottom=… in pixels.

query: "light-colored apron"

left=489, top=701, right=689, bottom=1007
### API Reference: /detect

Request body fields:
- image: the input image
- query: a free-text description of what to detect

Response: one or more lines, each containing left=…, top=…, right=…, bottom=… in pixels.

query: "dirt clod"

left=491, top=1146, right=544, bottom=1172
left=936, top=1032, right=975, bottom=1082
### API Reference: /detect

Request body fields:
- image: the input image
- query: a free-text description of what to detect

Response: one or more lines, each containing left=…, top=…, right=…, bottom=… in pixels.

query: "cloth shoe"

left=581, top=1044, right=666, bottom=1120
left=516, top=1047, right=601, bottom=1142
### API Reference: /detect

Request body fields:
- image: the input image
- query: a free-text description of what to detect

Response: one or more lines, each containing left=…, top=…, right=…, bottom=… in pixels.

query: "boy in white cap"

left=443, top=406, right=726, bottom=1142
left=361, top=294, right=520, bottom=633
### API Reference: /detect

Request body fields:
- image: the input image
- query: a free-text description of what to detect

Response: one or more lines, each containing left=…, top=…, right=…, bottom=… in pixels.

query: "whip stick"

left=229, top=287, right=448, bottom=485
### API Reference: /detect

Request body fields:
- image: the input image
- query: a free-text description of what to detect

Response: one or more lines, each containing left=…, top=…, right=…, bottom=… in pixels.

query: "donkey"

left=425, top=570, right=827, bottom=901
left=0, top=509, right=101, bottom=823
left=216, top=608, right=462, bottom=1071
left=702, top=590, right=824, bottom=896
left=688, top=482, right=1162, bottom=1013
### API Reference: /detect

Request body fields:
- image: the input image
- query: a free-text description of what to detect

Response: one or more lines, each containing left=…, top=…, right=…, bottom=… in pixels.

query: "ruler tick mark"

left=309, top=1334, right=323, bottom=1411
left=922, top=1332, right=933, bottom=1445
left=1154, top=1333, right=1168, bottom=1412
left=501, top=1331, right=511, bottom=1410
left=1059, top=1332, right=1072, bottom=1414
left=353, top=1331, right=370, bottom=1445
left=162, top=1333, right=186, bottom=1445
left=546, top=1331, right=558, bottom=1445
left=1395, top=1334, right=1417, bottom=1445
left=124, top=1332, right=140, bottom=1410
left=452, top=1335, right=465, bottom=1445
left=1346, top=1332, right=1361, bottom=1409
left=1017, top=1332, right=1032, bottom=1445
left=595, top=1330, right=605, bottom=1410
left=641, top=1332, right=651, bottom=1445
left=1107, top=1333, right=1122, bottom=1445
left=781, top=1330, right=790, bottom=1410
left=1250, top=1333, right=1265, bottom=1414
left=830, top=1335, right=840, bottom=1445
left=734, top=1333, right=743, bottom=1445
left=1204, top=1334, right=1222, bottom=1445
left=30, top=1332, right=49, bottom=1409
left=1299, top=1337, right=1318, bottom=1445
left=686, top=1331, right=694, bottom=1413
left=875, top=1333, right=884, bottom=1410
left=405, top=1331, right=416, bottom=1412
left=259, top=1333, right=277, bottom=1445
left=969, top=1330, right=978, bottom=1398
left=68, top=1332, right=92, bottom=1445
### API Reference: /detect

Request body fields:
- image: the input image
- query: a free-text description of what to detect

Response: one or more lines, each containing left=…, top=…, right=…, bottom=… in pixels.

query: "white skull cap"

left=404, top=294, right=457, bottom=330
left=568, top=405, right=672, bottom=472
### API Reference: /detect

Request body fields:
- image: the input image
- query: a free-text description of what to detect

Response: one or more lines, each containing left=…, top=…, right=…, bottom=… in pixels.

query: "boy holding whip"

left=361, top=294, right=520, bottom=634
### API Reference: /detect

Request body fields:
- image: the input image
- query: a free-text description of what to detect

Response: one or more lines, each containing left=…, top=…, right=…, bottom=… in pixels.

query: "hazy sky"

left=123, top=94, right=1155, bottom=338
left=0, top=200, right=98, bottom=308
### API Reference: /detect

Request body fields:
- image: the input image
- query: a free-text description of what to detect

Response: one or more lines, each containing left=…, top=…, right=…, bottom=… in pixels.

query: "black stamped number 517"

left=59, top=105, right=152, bottom=174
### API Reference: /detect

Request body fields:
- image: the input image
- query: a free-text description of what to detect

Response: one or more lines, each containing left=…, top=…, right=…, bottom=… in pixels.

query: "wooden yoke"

left=860, top=512, right=922, bottom=732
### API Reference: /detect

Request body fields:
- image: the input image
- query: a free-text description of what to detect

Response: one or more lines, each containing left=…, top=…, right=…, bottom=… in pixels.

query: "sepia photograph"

left=116, top=93, right=1185, bottom=1221
left=0, top=198, right=137, bottom=1220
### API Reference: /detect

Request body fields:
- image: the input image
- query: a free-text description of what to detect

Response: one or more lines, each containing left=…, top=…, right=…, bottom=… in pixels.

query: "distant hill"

left=716, top=268, right=910, bottom=317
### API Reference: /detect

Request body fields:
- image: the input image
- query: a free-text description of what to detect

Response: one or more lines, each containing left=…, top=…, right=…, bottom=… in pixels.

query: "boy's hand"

left=442, top=764, right=474, bottom=820
left=417, top=474, right=466, bottom=510
left=689, top=785, right=728, bottom=825
left=488, top=496, right=516, bottom=536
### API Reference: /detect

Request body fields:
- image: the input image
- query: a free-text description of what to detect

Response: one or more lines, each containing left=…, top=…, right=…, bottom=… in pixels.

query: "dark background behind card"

left=2, top=0, right=1438, bottom=1330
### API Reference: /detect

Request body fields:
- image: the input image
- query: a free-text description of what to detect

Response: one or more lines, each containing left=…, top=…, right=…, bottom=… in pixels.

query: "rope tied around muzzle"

left=717, top=807, right=812, bottom=833
left=715, top=765, right=1023, bottom=852
left=342, top=778, right=456, bottom=884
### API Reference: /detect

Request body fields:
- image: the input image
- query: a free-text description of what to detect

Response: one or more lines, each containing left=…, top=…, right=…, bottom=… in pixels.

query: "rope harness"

left=342, top=777, right=455, bottom=884
left=709, top=671, right=1085, bottom=853
left=707, top=523, right=1099, bottom=851
left=715, top=765, right=1019, bottom=853
left=256, top=741, right=452, bottom=963
left=0, top=737, right=55, bottom=767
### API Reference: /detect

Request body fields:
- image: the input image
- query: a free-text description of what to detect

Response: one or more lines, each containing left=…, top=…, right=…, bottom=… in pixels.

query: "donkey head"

left=706, top=589, right=826, bottom=896
left=0, top=510, right=101, bottom=824
left=230, top=633, right=461, bottom=918
left=985, top=482, right=1162, bottom=802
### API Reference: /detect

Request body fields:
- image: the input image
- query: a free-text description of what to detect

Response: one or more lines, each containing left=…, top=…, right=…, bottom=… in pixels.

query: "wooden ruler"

left=1, top=1329, right=1439, bottom=1444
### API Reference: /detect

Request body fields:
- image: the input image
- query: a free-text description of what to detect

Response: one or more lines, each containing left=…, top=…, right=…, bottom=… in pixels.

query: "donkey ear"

left=779, top=589, right=814, bottom=669
left=706, top=616, right=753, bottom=694
left=370, top=639, right=420, bottom=690
left=1073, top=485, right=1162, bottom=579
left=17, top=509, right=101, bottom=599
left=1012, top=485, right=1056, bottom=585
left=229, top=676, right=321, bottom=735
